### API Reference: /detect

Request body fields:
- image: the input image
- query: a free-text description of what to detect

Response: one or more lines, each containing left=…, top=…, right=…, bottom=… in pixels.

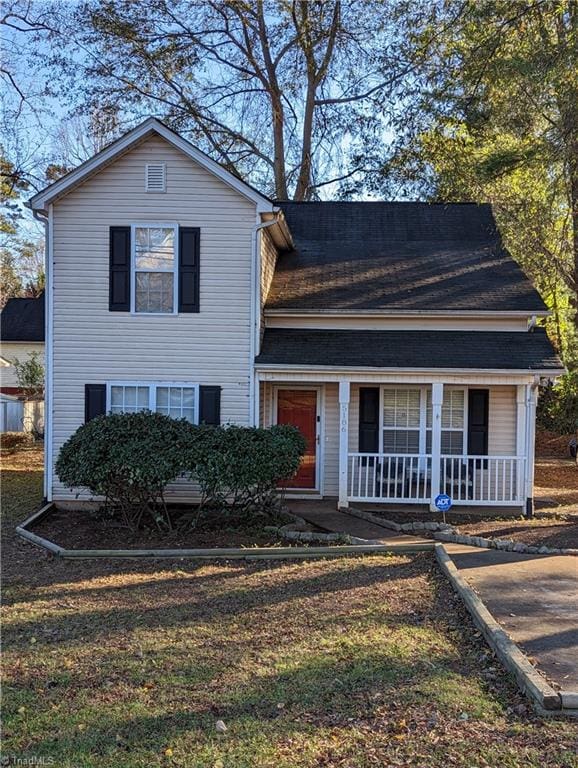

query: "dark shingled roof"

left=267, top=202, right=546, bottom=313
left=256, top=328, right=562, bottom=371
left=0, top=293, right=45, bottom=342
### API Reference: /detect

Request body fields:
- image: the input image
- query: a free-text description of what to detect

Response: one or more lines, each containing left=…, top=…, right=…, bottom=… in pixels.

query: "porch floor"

left=287, top=499, right=431, bottom=546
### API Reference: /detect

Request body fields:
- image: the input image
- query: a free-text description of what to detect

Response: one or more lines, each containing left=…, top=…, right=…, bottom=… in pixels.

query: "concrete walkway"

left=445, top=544, right=578, bottom=696
left=288, top=500, right=431, bottom=547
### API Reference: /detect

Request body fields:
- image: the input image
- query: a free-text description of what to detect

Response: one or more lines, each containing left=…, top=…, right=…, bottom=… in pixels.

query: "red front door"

left=277, top=389, right=318, bottom=489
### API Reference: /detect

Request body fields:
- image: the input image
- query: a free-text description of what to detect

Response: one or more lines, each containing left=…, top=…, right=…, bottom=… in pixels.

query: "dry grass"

left=534, top=459, right=578, bottom=515
left=2, top=447, right=577, bottom=767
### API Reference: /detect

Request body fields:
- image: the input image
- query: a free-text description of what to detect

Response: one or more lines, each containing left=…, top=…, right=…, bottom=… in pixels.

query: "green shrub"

left=537, top=371, right=578, bottom=435
left=184, top=424, right=306, bottom=514
left=56, top=411, right=196, bottom=531
left=55, top=414, right=306, bottom=533
left=0, top=431, right=34, bottom=452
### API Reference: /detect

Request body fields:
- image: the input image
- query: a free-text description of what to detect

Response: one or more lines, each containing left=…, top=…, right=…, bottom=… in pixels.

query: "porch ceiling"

left=255, top=328, right=563, bottom=373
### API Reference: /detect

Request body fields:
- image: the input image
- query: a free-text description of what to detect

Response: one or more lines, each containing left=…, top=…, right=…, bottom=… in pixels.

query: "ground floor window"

left=382, top=386, right=466, bottom=455
left=107, top=382, right=199, bottom=423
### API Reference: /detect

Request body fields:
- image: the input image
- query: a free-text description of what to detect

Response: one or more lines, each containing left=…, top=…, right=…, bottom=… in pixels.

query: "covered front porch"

left=256, top=372, right=538, bottom=515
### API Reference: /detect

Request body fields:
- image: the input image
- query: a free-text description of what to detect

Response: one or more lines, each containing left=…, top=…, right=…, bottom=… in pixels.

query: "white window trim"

left=106, top=381, right=200, bottom=423
left=439, top=388, right=469, bottom=456
left=379, top=385, right=468, bottom=457
left=380, top=385, right=423, bottom=455
left=130, top=222, right=178, bottom=316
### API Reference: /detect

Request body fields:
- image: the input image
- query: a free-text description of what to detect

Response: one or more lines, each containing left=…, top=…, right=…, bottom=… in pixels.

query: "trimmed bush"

left=56, top=413, right=306, bottom=533
left=56, top=411, right=196, bottom=531
left=187, top=424, right=306, bottom=514
left=0, top=431, right=34, bottom=452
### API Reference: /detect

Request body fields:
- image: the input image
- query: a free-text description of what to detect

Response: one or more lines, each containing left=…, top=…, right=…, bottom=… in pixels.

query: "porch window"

left=382, top=388, right=421, bottom=453
left=426, top=387, right=466, bottom=455
left=132, top=224, right=177, bottom=314
left=108, top=382, right=199, bottom=423
left=381, top=386, right=466, bottom=455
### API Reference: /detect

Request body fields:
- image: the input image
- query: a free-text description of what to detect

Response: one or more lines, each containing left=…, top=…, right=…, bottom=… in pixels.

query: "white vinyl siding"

left=260, top=229, right=278, bottom=309
left=260, top=229, right=278, bottom=338
left=488, top=385, right=517, bottom=455
left=322, top=384, right=339, bottom=496
left=51, top=134, right=256, bottom=501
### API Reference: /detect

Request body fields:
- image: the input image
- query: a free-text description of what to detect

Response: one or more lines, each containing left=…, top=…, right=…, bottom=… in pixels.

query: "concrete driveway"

left=446, top=544, right=578, bottom=695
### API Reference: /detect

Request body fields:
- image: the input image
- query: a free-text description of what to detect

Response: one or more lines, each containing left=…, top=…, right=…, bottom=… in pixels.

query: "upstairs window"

left=132, top=224, right=177, bottom=314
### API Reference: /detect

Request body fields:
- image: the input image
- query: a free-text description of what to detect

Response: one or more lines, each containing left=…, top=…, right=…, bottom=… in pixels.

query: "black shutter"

left=199, top=386, right=221, bottom=425
left=109, top=227, right=131, bottom=311
left=85, top=384, right=106, bottom=423
left=359, top=387, right=380, bottom=452
left=178, top=227, right=200, bottom=313
left=467, top=389, right=489, bottom=455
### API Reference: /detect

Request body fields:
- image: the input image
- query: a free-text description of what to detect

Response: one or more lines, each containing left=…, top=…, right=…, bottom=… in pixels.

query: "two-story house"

left=27, top=118, right=563, bottom=514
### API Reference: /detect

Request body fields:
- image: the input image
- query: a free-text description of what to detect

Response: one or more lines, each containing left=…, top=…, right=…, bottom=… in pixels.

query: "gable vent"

left=145, top=163, right=166, bottom=192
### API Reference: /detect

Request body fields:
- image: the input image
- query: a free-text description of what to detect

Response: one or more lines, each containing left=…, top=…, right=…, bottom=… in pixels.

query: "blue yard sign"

left=434, top=493, right=452, bottom=513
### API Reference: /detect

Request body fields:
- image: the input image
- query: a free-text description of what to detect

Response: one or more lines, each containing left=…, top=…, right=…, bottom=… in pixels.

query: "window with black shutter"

left=109, top=227, right=131, bottom=311
left=85, top=384, right=107, bottom=422
left=467, top=389, right=489, bottom=456
left=199, top=386, right=221, bottom=425
left=359, top=387, right=380, bottom=453
left=178, top=227, right=200, bottom=313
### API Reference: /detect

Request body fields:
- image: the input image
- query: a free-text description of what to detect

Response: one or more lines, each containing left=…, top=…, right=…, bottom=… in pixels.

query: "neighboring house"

left=27, top=118, right=563, bottom=513
left=0, top=293, right=45, bottom=396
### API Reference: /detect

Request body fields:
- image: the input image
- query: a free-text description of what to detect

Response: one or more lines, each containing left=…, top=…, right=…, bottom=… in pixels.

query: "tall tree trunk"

left=271, top=90, right=289, bottom=200
left=557, top=3, right=578, bottom=336
left=294, top=78, right=315, bottom=200
left=569, top=134, right=578, bottom=336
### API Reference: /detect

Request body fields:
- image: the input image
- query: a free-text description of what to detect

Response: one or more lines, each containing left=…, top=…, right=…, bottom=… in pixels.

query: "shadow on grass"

left=6, top=553, right=560, bottom=768
left=3, top=557, right=426, bottom=647
left=24, top=655, right=470, bottom=760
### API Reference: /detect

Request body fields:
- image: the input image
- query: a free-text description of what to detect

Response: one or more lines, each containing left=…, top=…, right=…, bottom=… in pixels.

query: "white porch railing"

left=440, top=455, right=525, bottom=505
left=348, top=453, right=432, bottom=503
left=348, top=453, right=525, bottom=506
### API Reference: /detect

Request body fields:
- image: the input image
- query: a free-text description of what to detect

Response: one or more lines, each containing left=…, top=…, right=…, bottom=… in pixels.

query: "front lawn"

left=2, top=448, right=577, bottom=767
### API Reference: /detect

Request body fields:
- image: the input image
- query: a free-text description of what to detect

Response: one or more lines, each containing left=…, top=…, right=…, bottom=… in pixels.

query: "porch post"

left=429, top=382, right=443, bottom=512
left=253, top=371, right=261, bottom=427
left=338, top=379, right=350, bottom=510
left=524, top=383, right=538, bottom=518
left=516, top=385, right=527, bottom=508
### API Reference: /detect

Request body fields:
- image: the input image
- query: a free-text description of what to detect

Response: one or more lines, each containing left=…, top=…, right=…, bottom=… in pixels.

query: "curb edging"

left=345, top=506, right=457, bottom=534
left=434, top=530, right=578, bottom=556
left=434, top=543, right=578, bottom=717
left=15, top=503, right=433, bottom=560
left=344, top=507, right=577, bottom=557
